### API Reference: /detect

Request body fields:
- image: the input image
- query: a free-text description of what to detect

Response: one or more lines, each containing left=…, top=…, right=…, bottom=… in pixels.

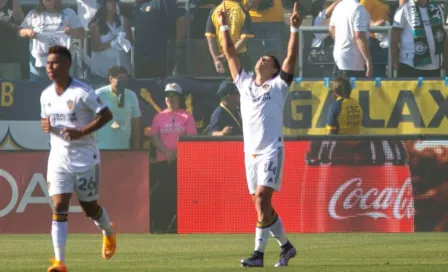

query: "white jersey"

left=234, top=69, right=291, bottom=155
left=40, top=79, right=107, bottom=173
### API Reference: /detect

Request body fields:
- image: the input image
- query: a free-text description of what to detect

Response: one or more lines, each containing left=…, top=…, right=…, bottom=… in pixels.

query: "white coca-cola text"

left=328, top=178, right=414, bottom=220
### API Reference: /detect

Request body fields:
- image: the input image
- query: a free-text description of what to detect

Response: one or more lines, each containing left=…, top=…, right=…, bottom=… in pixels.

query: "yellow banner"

left=283, top=79, right=448, bottom=135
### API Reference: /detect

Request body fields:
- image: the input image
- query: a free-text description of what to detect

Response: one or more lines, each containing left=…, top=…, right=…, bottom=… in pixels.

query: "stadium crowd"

left=2, top=0, right=447, bottom=81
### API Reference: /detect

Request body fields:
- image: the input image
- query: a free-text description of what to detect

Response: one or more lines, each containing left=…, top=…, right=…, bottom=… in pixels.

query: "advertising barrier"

left=177, top=137, right=448, bottom=233
left=0, top=151, right=149, bottom=233
left=2, top=79, right=448, bottom=150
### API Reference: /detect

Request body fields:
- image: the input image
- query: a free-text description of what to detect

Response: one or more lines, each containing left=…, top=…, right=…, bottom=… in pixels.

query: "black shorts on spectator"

left=150, top=160, right=178, bottom=234
left=397, top=63, right=441, bottom=78
left=334, top=67, right=365, bottom=78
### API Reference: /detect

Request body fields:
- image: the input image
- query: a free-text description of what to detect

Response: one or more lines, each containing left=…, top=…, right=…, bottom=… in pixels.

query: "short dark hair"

left=48, top=45, right=72, bottom=62
left=266, top=55, right=281, bottom=78
left=108, top=66, right=129, bottom=78
left=333, top=77, right=352, bottom=98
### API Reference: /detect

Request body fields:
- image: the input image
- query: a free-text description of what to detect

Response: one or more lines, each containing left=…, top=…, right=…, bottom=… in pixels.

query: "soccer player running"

left=40, top=45, right=116, bottom=272
left=217, top=1, right=302, bottom=268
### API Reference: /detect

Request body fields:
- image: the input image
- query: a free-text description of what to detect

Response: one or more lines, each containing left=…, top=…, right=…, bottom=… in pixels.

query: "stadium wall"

left=0, top=151, right=149, bottom=233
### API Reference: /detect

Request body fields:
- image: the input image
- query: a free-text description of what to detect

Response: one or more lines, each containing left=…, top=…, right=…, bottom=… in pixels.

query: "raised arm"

left=282, top=1, right=303, bottom=75
left=218, top=2, right=242, bottom=81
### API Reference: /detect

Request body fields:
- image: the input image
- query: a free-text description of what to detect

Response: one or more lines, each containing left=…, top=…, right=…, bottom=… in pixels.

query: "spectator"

left=310, top=0, right=340, bottom=49
left=133, top=0, right=181, bottom=79
left=0, top=0, right=24, bottom=80
left=19, top=0, right=85, bottom=81
left=205, top=0, right=254, bottom=75
left=95, top=66, right=141, bottom=149
left=329, top=0, right=373, bottom=78
left=243, top=0, right=286, bottom=61
left=391, top=0, right=446, bottom=78
left=209, top=81, right=242, bottom=136
left=150, top=82, right=197, bottom=233
left=326, top=77, right=363, bottom=135
left=306, top=0, right=341, bottom=78
left=89, top=0, right=133, bottom=79
left=361, top=0, right=390, bottom=77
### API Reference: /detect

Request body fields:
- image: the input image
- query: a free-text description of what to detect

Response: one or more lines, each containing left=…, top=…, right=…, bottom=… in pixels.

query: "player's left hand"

left=290, top=1, right=303, bottom=29
left=61, top=128, right=84, bottom=141
left=64, top=27, right=71, bottom=35
left=217, top=1, right=228, bottom=26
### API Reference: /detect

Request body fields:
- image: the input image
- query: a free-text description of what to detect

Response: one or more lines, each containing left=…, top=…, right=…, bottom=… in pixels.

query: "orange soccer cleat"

left=102, top=223, right=117, bottom=260
left=47, top=259, right=68, bottom=272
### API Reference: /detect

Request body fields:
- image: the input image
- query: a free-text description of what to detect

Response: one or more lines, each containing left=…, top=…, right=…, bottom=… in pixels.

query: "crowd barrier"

left=0, top=151, right=149, bottom=233
left=1, top=78, right=448, bottom=151
left=177, top=135, right=448, bottom=233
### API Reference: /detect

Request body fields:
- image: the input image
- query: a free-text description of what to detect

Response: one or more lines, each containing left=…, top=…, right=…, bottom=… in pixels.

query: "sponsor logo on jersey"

left=252, top=92, right=271, bottom=103
left=67, top=100, right=74, bottom=110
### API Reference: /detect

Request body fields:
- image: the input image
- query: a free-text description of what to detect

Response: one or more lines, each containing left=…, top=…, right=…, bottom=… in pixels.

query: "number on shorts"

left=264, top=161, right=277, bottom=175
left=77, top=177, right=98, bottom=197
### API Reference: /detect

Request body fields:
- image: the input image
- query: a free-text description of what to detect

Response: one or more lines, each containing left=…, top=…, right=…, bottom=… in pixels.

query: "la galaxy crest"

left=66, top=100, right=74, bottom=110
left=262, top=84, right=270, bottom=92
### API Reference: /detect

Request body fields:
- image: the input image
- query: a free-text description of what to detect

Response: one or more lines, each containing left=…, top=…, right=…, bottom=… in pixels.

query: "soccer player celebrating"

left=217, top=1, right=302, bottom=268
left=40, top=45, right=116, bottom=272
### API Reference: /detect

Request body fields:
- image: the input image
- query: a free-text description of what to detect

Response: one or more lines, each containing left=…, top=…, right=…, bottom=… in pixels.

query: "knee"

left=80, top=201, right=101, bottom=218
left=52, top=201, right=69, bottom=213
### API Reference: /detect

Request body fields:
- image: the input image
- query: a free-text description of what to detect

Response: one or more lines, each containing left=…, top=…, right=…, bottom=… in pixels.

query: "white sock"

left=51, top=214, right=68, bottom=262
left=93, top=207, right=114, bottom=236
left=254, top=225, right=271, bottom=253
left=270, top=216, right=288, bottom=247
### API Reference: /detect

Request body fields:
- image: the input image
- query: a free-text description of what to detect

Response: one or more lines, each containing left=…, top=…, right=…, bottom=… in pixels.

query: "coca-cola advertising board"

left=177, top=139, right=448, bottom=233
left=0, top=151, right=150, bottom=233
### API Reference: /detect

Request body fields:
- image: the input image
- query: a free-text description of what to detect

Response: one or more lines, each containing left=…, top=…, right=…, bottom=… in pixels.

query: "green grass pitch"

left=0, top=233, right=447, bottom=271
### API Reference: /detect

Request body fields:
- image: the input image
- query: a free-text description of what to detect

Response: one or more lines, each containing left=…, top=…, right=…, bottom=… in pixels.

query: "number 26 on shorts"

left=77, top=177, right=98, bottom=197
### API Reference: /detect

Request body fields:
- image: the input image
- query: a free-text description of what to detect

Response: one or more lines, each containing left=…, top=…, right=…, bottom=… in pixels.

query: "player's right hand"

left=41, top=117, right=51, bottom=133
left=27, top=29, right=37, bottom=39
left=214, top=59, right=225, bottom=74
left=222, top=126, right=233, bottom=135
left=217, top=1, right=228, bottom=26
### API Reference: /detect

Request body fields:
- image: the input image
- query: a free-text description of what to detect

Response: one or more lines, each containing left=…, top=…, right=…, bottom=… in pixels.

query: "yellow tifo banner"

left=282, top=79, right=448, bottom=135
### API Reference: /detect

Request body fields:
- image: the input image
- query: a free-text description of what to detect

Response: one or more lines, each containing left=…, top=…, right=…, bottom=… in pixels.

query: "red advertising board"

left=177, top=141, right=415, bottom=233
left=0, top=151, right=149, bottom=233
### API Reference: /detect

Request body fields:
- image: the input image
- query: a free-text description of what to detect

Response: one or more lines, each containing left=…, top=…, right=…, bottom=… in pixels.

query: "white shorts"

left=245, top=147, right=285, bottom=195
left=47, top=164, right=100, bottom=202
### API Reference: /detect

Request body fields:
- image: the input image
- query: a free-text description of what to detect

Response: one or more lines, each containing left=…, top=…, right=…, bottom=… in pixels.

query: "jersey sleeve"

left=40, top=95, right=47, bottom=119
left=185, top=114, right=198, bottom=135
left=279, top=70, right=294, bottom=86
left=209, top=109, right=223, bottom=134
left=233, top=69, right=251, bottom=93
left=326, top=101, right=342, bottom=133
left=82, top=90, right=108, bottom=114
left=205, top=8, right=217, bottom=38
left=353, top=6, right=370, bottom=32
left=241, top=9, right=254, bottom=38
left=64, top=8, right=83, bottom=29
left=392, top=5, right=406, bottom=29
left=21, top=10, right=34, bottom=29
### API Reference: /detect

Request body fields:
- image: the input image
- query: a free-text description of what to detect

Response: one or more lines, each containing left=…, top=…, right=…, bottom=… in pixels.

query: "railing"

left=76, top=23, right=448, bottom=80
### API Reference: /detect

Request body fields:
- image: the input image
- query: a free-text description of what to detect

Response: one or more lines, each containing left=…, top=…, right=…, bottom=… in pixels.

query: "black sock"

left=253, top=250, right=264, bottom=258
left=281, top=241, right=293, bottom=251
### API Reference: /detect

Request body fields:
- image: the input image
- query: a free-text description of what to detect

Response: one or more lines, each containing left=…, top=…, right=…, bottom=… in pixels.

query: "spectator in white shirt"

left=391, top=0, right=447, bottom=78
left=19, top=0, right=85, bottom=81
left=329, top=0, right=373, bottom=78
left=89, top=0, right=133, bottom=78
